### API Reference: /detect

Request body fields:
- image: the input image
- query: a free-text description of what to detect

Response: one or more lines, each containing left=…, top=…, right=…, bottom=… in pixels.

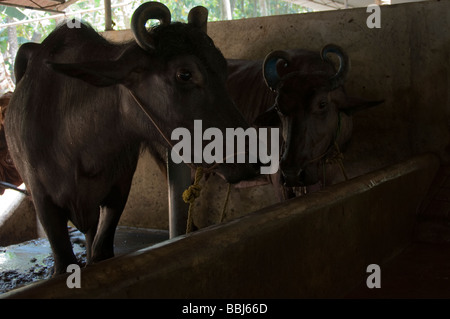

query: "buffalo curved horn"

left=188, top=6, right=208, bottom=33
left=321, top=44, right=349, bottom=90
left=131, top=2, right=171, bottom=51
left=263, top=50, right=291, bottom=92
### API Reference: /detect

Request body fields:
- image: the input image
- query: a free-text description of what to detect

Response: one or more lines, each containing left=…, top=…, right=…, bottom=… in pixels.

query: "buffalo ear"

left=340, top=96, right=384, bottom=116
left=47, top=60, right=126, bottom=87
left=253, top=106, right=281, bottom=127
left=46, top=47, right=146, bottom=87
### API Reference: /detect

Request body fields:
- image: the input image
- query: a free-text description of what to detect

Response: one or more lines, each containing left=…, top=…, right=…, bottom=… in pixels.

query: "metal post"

left=167, top=150, right=192, bottom=238
left=104, top=0, right=113, bottom=31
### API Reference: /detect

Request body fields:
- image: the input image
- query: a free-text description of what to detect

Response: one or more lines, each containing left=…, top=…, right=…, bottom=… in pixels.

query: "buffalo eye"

left=176, top=70, right=192, bottom=82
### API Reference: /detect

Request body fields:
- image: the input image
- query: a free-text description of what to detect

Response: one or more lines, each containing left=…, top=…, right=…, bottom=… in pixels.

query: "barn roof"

left=0, top=0, right=76, bottom=13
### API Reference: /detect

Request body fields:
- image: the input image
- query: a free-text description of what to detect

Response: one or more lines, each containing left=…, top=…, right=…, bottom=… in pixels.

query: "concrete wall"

left=0, top=191, right=39, bottom=246
left=107, top=0, right=450, bottom=231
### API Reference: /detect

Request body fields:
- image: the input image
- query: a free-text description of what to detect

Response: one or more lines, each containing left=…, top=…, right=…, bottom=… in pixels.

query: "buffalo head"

left=258, top=44, right=383, bottom=187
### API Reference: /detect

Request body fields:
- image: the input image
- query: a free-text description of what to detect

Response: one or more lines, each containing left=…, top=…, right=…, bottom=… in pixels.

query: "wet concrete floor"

left=0, top=226, right=169, bottom=294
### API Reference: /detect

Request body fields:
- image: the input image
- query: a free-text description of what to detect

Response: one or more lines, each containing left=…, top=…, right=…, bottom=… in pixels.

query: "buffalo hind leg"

left=34, top=195, right=78, bottom=275
left=84, top=213, right=100, bottom=265
left=90, top=174, right=134, bottom=263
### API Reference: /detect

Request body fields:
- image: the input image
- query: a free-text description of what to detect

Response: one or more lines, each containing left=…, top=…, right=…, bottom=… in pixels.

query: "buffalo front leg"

left=33, top=195, right=78, bottom=275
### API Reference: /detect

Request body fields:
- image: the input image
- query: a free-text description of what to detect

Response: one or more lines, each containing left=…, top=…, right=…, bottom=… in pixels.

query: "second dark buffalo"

left=227, top=45, right=383, bottom=198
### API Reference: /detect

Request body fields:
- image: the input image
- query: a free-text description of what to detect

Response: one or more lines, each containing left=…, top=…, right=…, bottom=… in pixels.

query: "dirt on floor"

left=0, top=228, right=86, bottom=294
left=0, top=226, right=169, bottom=295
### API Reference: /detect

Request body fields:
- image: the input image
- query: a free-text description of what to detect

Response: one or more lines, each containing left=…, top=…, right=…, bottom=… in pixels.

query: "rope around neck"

left=303, top=112, right=348, bottom=187
left=323, top=141, right=349, bottom=184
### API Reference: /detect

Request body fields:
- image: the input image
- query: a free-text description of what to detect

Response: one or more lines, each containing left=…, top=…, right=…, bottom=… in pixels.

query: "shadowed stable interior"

left=1, top=0, right=450, bottom=298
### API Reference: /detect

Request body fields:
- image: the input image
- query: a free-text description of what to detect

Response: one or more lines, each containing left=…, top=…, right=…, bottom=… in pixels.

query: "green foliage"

left=3, top=6, right=26, bottom=20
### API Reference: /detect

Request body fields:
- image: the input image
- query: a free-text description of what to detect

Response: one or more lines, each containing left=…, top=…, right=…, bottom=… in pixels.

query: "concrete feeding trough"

left=0, top=153, right=439, bottom=298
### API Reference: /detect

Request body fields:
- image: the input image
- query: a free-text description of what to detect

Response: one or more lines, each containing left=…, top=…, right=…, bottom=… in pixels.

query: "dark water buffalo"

left=5, top=2, right=258, bottom=274
left=0, top=92, right=22, bottom=195
left=227, top=45, right=382, bottom=198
